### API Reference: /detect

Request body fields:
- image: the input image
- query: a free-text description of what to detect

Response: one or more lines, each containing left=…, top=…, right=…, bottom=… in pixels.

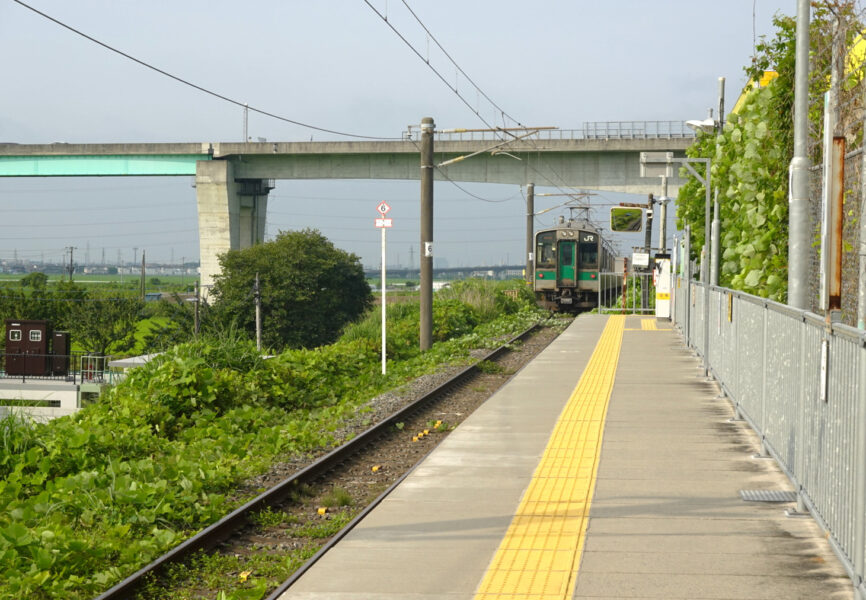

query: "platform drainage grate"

left=739, top=489, right=798, bottom=503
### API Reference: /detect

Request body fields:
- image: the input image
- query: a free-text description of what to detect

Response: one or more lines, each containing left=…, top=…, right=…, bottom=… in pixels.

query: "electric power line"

left=11, top=0, right=400, bottom=141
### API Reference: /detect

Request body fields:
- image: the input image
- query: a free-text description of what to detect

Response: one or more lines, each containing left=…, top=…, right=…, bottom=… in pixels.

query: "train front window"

left=579, top=232, right=598, bottom=268
left=536, top=232, right=556, bottom=267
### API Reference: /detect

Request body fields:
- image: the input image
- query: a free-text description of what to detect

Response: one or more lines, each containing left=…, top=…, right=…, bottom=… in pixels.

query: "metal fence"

left=598, top=271, right=655, bottom=314
left=0, top=352, right=113, bottom=384
left=673, top=278, right=866, bottom=598
left=408, top=120, right=696, bottom=142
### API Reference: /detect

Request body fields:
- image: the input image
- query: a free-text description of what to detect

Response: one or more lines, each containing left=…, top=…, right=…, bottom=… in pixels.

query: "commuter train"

left=533, top=218, right=618, bottom=311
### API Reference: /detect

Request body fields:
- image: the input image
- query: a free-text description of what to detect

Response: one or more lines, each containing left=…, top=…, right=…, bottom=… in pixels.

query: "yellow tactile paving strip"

left=640, top=318, right=658, bottom=330
left=473, top=315, right=625, bottom=600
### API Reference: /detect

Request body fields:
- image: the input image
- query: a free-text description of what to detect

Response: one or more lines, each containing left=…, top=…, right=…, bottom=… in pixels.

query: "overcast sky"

left=0, top=0, right=796, bottom=269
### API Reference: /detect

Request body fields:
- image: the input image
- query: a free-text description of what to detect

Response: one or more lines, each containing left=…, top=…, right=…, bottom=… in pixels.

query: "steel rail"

left=96, top=322, right=543, bottom=600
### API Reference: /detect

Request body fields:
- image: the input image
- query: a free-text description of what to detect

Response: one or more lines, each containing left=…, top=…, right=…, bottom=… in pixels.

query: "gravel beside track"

left=136, top=319, right=570, bottom=600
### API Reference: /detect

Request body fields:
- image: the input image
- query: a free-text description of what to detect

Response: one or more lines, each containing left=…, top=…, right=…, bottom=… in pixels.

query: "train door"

left=557, top=239, right=576, bottom=286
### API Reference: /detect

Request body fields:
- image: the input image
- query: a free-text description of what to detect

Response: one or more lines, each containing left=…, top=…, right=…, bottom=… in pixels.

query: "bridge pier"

left=195, top=160, right=270, bottom=291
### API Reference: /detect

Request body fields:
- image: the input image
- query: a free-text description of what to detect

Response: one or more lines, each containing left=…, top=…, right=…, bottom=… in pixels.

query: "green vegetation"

left=0, top=278, right=544, bottom=599
left=675, top=3, right=860, bottom=301
left=210, top=229, right=372, bottom=351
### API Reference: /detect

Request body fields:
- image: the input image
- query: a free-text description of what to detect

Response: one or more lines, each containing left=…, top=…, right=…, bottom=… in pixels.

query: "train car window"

left=29, top=330, right=42, bottom=342
left=579, top=232, right=599, bottom=268
left=536, top=232, right=556, bottom=267
left=9, top=330, right=21, bottom=342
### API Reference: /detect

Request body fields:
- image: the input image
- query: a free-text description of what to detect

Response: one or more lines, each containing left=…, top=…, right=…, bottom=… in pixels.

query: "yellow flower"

left=239, top=570, right=251, bottom=583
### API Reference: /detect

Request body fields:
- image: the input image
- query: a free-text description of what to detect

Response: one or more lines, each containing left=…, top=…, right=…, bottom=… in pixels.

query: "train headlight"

left=538, top=273, right=544, bottom=278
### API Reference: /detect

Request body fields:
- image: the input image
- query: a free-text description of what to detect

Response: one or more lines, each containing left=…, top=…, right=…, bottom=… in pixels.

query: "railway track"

left=97, top=319, right=562, bottom=600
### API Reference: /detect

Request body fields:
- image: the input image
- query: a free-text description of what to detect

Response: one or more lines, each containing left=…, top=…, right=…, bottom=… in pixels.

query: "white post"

left=381, top=226, right=387, bottom=375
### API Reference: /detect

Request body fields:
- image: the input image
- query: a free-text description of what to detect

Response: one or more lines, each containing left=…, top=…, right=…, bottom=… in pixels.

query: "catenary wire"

left=10, top=0, right=400, bottom=141
left=397, top=0, right=524, bottom=129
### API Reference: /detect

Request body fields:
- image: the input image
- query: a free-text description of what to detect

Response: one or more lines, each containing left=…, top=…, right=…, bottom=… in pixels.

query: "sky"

left=0, top=0, right=798, bottom=270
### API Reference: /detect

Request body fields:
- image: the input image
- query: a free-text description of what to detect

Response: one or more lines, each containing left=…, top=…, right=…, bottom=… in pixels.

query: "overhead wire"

left=397, top=0, right=524, bottom=129
left=365, top=1, right=610, bottom=207
left=361, top=0, right=503, bottom=135
left=10, top=0, right=399, bottom=141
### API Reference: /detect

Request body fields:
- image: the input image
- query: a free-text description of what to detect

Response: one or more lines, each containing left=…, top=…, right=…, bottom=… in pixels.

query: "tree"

left=209, top=229, right=372, bottom=350
left=67, top=296, right=144, bottom=356
left=19, top=272, right=48, bottom=289
left=0, top=275, right=85, bottom=341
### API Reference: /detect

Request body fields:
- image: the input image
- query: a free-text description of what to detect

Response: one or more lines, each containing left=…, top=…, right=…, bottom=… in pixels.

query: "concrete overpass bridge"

left=0, top=121, right=694, bottom=287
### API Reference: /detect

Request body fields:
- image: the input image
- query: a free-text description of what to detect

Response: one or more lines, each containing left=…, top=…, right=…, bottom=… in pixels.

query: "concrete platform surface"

left=278, top=314, right=853, bottom=600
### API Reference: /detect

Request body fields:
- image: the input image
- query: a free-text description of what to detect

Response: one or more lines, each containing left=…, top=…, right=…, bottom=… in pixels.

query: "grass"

left=249, top=507, right=288, bottom=530
left=320, top=487, right=352, bottom=508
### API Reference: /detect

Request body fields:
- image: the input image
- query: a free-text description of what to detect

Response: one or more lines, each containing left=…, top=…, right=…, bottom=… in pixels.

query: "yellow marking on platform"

left=473, top=315, right=625, bottom=600
left=641, top=318, right=658, bottom=330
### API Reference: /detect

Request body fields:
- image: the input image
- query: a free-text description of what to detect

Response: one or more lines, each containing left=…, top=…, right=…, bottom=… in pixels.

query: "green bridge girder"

left=0, top=154, right=210, bottom=176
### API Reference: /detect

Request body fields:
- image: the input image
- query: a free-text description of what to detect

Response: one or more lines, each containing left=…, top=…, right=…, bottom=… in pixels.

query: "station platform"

left=279, top=314, right=853, bottom=600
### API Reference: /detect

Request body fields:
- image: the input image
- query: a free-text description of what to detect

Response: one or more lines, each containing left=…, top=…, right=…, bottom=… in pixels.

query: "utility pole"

left=254, top=273, right=262, bottom=352
left=140, top=250, right=146, bottom=300
left=526, top=183, right=535, bottom=283
left=789, top=0, right=811, bottom=309
left=419, top=116, right=435, bottom=351
left=66, top=246, right=76, bottom=282
left=642, top=194, right=654, bottom=310
left=711, top=190, right=721, bottom=286
left=133, top=247, right=138, bottom=268
left=243, top=103, right=249, bottom=142
left=194, top=280, right=200, bottom=338
left=658, top=176, right=670, bottom=253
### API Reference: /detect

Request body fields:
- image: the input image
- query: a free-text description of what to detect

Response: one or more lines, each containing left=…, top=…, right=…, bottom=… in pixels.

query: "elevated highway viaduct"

left=0, top=132, right=693, bottom=288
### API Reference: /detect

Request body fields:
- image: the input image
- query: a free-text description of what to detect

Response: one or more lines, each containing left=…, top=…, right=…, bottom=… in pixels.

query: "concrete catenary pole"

left=788, top=0, right=811, bottom=309
left=711, top=77, right=725, bottom=287
left=718, top=76, right=726, bottom=129
left=711, top=190, right=720, bottom=287
left=254, top=272, right=262, bottom=352
left=643, top=194, right=655, bottom=309
left=526, top=183, right=535, bottom=282
left=419, top=117, right=435, bottom=351
left=140, top=250, right=146, bottom=300
left=855, top=29, right=866, bottom=328
left=644, top=193, right=655, bottom=254
left=659, top=176, right=669, bottom=253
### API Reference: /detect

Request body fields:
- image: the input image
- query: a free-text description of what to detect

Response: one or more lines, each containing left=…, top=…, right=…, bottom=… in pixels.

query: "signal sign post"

left=376, top=202, right=392, bottom=375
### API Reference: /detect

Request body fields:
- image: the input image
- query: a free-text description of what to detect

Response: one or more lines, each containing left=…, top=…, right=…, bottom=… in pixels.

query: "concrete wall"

left=0, top=381, right=80, bottom=423
left=195, top=161, right=269, bottom=290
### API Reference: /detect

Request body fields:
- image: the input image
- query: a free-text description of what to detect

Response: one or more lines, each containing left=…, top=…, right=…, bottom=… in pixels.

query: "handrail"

left=403, top=120, right=696, bottom=142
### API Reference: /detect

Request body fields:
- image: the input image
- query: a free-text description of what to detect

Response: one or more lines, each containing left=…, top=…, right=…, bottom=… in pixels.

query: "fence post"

left=733, top=294, right=740, bottom=414
left=684, top=227, right=692, bottom=347
left=795, top=317, right=808, bottom=514
left=854, top=335, right=866, bottom=593
left=758, top=301, right=770, bottom=457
